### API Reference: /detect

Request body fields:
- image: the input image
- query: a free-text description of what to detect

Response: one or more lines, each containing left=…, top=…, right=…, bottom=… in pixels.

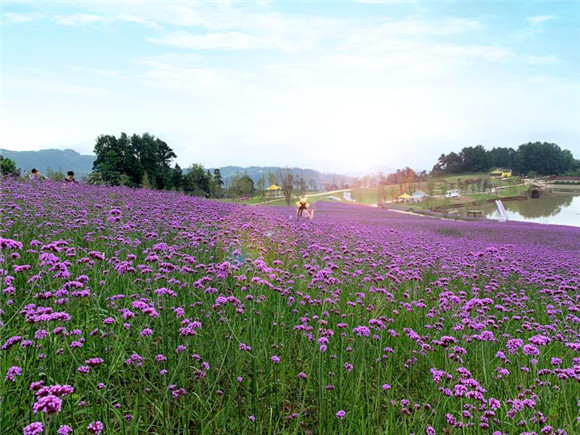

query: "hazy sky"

left=2, top=1, right=579, bottom=174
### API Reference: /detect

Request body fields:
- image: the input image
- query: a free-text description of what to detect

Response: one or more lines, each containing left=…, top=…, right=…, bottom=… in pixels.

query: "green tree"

left=212, top=169, right=224, bottom=198
left=426, top=178, right=436, bottom=197
left=184, top=164, right=211, bottom=197
left=45, top=168, right=66, bottom=181
left=513, top=142, right=574, bottom=175
left=0, top=155, right=20, bottom=177
left=87, top=171, right=107, bottom=185
left=431, top=143, right=576, bottom=177
left=489, top=147, right=516, bottom=169
left=229, top=174, right=255, bottom=199
left=461, top=145, right=490, bottom=172
left=133, top=133, right=176, bottom=189
left=93, top=135, right=123, bottom=185
left=171, top=164, right=184, bottom=191
left=141, top=172, right=152, bottom=188
left=432, top=152, right=463, bottom=174
left=93, top=133, right=141, bottom=186
left=92, top=132, right=176, bottom=188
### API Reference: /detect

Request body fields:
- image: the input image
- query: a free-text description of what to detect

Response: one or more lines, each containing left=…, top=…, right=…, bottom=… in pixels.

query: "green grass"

left=438, top=173, right=490, bottom=184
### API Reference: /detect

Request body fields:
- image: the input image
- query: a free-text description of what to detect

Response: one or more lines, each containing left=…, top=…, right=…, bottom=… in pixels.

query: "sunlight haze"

left=1, top=0, right=579, bottom=173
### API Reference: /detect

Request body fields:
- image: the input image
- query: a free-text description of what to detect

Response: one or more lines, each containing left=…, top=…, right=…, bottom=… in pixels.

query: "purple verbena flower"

left=57, top=425, right=73, bottom=435
left=23, top=422, right=43, bottom=435
left=87, top=421, right=103, bottom=434
left=5, top=366, right=22, bottom=382
left=33, top=395, right=63, bottom=414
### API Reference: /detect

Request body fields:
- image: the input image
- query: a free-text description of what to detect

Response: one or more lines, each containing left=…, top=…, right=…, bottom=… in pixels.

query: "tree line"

left=89, top=133, right=315, bottom=202
left=3, top=136, right=578, bottom=197
left=432, top=142, right=578, bottom=176
left=88, top=132, right=263, bottom=199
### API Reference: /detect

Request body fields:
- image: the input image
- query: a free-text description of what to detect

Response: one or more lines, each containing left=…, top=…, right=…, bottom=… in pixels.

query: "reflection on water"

left=482, top=194, right=580, bottom=227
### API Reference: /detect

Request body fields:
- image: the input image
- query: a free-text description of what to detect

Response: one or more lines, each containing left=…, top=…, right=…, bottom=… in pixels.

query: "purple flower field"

left=1, top=179, right=579, bottom=434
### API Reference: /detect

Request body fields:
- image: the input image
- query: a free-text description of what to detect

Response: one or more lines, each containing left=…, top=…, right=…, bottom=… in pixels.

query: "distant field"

left=220, top=174, right=525, bottom=208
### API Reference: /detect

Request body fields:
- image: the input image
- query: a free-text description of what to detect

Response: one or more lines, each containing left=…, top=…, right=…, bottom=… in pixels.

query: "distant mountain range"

left=207, top=166, right=352, bottom=190
left=0, top=148, right=354, bottom=187
left=0, top=148, right=95, bottom=175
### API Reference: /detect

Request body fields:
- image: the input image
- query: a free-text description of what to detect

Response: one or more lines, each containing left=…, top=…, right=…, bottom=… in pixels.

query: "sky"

left=1, top=0, right=579, bottom=174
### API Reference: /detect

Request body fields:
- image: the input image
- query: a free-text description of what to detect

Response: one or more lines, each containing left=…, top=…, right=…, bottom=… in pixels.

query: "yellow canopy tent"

left=265, top=184, right=281, bottom=199
left=398, top=193, right=412, bottom=203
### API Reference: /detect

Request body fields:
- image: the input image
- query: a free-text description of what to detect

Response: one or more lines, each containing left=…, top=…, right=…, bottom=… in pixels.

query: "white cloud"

left=432, top=44, right=511, bottom=62
left=354, top=0, right=422, bottom=3
left=346, top=16, right=482, bottom=47
left=149, top=31, right=281, bottom=51
left=521, top=54, right=557, bottom=65
left=3, top=12, right=42, bottom=23
left=4, top=9, right=161, bottom=28
left=4, top=75, right=118, bottom=99
left=527, top=15, right=556, bottom=26
left=114, top=14, right=161, bottom=29
left=52, top=13, right=105, bottom=26
left=66, top=66, right=118, bottom=77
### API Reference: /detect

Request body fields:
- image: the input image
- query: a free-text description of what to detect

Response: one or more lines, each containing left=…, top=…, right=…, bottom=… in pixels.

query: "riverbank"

left=546, top=184, right=580, bottom=192
left=372, top=191, right=580, bottom=228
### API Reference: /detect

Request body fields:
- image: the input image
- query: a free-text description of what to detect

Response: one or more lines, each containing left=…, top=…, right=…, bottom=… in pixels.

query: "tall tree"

left=489, top=147, right=515, bottom=169
left=92, top=132, right=176, bottom=188
left=184, top=164, right=211, bottom=197
left=92, top=134, right=124, bottom=185
left=299, top=177, right=307, bottom=195
left=268, top=171, right=278, bottom=187
left=431, top=152, right=464, bottom=174
left=256, top=176, right=266, bottom=202
left=212, top=169, right=224, bottom=198
left=229, top=174, right=255, bottom=198
left=133, top=133, right=176, bottom=189
left=171, top=164, right=184, bottom=190
left=461, top=145, right=490, bottom=172
left=278, top=168, right=294, bottom=206
left=514, top=142, right=574, bottom=175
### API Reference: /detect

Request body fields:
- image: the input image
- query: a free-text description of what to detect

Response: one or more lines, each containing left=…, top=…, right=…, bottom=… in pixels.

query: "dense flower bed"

left=1, top=179, right=579, bottom=434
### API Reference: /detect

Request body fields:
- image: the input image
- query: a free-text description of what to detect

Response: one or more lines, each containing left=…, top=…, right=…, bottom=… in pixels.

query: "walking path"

left=261, top=189, right=352, bottom=204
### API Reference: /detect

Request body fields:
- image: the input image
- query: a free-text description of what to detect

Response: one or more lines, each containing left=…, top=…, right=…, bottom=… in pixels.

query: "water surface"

left=482, top=193, right=580, bottom=227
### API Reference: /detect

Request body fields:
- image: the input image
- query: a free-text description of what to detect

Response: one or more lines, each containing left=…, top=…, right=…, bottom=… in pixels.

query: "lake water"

left=480, top=193, right=580, bottom=228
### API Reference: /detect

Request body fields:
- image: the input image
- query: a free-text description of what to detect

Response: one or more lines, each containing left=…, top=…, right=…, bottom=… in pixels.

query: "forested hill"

left=432, top=142, right=579, bottom=176
left=0, top=148, right=95, bottom=175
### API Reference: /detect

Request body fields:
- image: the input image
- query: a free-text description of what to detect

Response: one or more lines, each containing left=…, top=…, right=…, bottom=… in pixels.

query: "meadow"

left=1, top=179, right=579, bottom=434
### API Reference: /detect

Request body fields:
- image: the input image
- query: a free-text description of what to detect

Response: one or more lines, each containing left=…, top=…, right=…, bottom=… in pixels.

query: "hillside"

left=0, top=148, right=95, bottom=175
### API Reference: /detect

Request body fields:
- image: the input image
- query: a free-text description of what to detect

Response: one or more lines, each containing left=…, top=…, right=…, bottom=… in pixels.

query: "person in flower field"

left=28, top=168, right=45, bottom=182
left=64, top=171, right=78, bottom=183
left=295, top=196, right=314, bottom=220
